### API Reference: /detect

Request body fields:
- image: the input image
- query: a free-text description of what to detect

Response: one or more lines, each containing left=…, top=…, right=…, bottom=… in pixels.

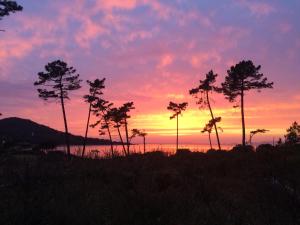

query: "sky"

left=0, top=0, right=300, bottom=145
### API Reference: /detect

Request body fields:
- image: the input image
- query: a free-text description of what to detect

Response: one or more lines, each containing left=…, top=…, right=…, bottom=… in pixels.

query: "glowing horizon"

left=0, top=0, right=299, bottom=145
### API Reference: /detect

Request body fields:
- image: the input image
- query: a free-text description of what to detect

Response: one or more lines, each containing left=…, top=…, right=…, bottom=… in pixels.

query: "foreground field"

left=1, top=146, right=300, bottom=225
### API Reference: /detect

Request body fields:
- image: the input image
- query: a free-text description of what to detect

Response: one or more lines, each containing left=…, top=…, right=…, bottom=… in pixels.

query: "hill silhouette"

left=0, top=117, right=113, bottom=145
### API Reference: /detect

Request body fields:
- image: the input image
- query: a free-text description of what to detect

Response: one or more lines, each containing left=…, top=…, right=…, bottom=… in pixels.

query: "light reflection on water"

left=57, top=143, right=235, bottom=158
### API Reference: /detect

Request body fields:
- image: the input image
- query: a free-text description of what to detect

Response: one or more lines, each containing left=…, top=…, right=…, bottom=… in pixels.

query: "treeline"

left=168, top=61, right=274, bottom=151
left=33, top=59, right=300, bottom=159
left=167, top=62, right=299, bottom=151
left=33, top=60, right=148, bottom=159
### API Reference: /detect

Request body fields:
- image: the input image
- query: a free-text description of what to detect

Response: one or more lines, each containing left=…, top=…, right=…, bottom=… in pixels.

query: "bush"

left=144, top=151, right=166, bottom=158
left=231, top=144, right=254, bottom=153
left=175, top=149, right=191, bottom=156
left=256, top=144, right=275, bottom=153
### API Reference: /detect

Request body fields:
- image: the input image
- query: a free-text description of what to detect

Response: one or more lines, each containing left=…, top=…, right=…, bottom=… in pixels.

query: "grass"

left=0, top=145, right=300, bottom=225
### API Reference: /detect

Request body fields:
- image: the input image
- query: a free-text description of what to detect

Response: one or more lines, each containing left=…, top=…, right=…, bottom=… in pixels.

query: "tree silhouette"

left=190, top=70, right=222, bottom=150
left=109, top=107, right=127, bottom=156
left=221, top=60, right=273, bottom=147
left=130, top=129, right=148, bottom=154
left=0, top=0, right=22, bottom=19
left=34, top=60, right=82, bottom=158
left=201, top=117, right=222, bottom=150
left=0, top=0, right=22, bottom=31
left=91, top=99, right=114, bottom=157
left=82, top=78, right=105, bottom=157
left=248, top=129, right=269, bottom=145
left=119, top=102, right=135, bottom=155
left=167, top=102, right=188, bottom=151
left=285, top=121, right=300, bottom=144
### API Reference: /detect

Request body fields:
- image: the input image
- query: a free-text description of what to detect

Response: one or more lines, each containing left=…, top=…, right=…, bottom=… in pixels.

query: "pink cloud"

left=99, top=0, right=138, bottom=10
left=74, top=17, right=106, bottom=49
left=237, top=0, right=275, bottom=17
left=124, top=30, right=155, bottom=43
left=296, top=39, right=300, bottom=48
left=279, top=22, right=292, bottom=34
left=177, top=10, right=213, bottom=28
left=157, top=54, right=174, bottom=68
left=189, top=51, right=221, bottom=68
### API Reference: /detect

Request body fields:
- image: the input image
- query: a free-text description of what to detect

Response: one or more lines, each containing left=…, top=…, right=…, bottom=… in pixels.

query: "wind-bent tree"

left=91, top=99, right=114, bottom=157
left=248, top=129, right=269, bottom=145
left=34, top=60, right=82, bottom=158
left=202, top=117, right=222, bottom=150
left=131, top=129, right=147, bottom=154
left=190, top=70, right=222, bottom=150
left=167, top=102, right=188, bottom=151
left=110, top=107, right=127, bottom=156
left=82, top=78, right=105, bottom=157
left=222, top=60, right=273, bottom=147
left=285, top=121, right=300, bottom=144
left=119, top=102, right=135, bottom=156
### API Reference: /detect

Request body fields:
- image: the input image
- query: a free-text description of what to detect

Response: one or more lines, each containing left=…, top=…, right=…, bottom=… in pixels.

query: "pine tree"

left=167, top=102, right=188, bottom=151
left=202, top=117, right=222, bottom=150
left=34, top=60, right=82, bottom=158
left=285, top=122, right=300, bottom=144
left=190, top=70, right=222, bottom=150
left=82, top=78, right=105, bottom=157
left=130, top=129, right=147, bottom=154
left=0, top=0, right=22, bottom=31
left=91, top=99, right=114, bottom=157
left=222, top=60, right=273, bottom=147
left=0, top=0, right=22, bottom=19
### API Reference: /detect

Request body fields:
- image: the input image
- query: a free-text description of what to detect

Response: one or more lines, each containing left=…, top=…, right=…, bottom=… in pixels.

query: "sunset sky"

left=0, top=0, right=299, bottom=145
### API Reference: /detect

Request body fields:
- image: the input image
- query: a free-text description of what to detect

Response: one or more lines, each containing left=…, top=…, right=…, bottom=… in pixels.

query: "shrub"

left=175, top=149, right=191, bottom=156
left=256, top=144, right=275, bottom=153
left=231, top=144, right=254, bottom=153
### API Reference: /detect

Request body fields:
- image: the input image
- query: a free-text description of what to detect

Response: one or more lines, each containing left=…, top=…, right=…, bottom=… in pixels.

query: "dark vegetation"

left=1, top=145, right=300, bottom=225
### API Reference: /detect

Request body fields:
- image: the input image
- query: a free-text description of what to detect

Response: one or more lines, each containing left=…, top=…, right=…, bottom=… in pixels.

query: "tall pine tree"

left=222, top=60, right=273, bottom=147
left=34, top=60, right=82, bottom=158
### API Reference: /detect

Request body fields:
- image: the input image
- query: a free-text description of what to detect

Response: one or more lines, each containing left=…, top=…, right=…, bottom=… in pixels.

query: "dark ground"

left=1, top=146, right=300, bottom=225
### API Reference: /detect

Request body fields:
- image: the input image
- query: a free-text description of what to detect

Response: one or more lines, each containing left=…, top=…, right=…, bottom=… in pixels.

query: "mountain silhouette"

left=0, top=117, right=113, bottom=145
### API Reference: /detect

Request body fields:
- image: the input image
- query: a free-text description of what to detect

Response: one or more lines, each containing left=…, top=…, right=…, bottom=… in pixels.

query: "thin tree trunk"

left=241, top=86, right=246, bottom=147
left=106, top=122, right=114, bottom=157
left=176, top=114, right=179, bottom=151
left=60, top=96, right=70, bottom=159
left=208, top=132, right=212, bottom=150
left=59, top=75, right=70, bottom=159
left=124, top=118, right=130, bottom=155
left=206, top=91, right=221, bottom=150
left=82, top=103, right=92, bottom=157
left=249, top=134, right=253, bottom=145
left=100, top=110, right=114, bottom=158
left=117, top=126, right=126, bottom=156
left=143, top=136, right=146, bottom=154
